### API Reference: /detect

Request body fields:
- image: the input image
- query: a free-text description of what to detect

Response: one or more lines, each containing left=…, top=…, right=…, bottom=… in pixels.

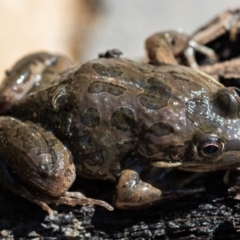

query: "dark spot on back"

left=213, top=93, right=230, bottom=118
left=110, top=107, right=136, bottom=131
left=81, top=107, right=100, bottom=128
left=138, top=94, right=161, bottom=110
left=138, top=77, right=171, bottom=110
left=149, top=122, right=174, bottom=137
left=92, top=63, right=123, bottom=78
left=186, top=98, right=222, bottom=133
left=88, top=81, right=126, bottom=96
left=212, top=88, right=239, bottom=118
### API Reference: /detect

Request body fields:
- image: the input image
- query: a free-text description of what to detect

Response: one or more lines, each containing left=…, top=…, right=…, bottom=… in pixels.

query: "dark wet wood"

left=0, top=170, right=240, bottom=239
left=200, top=58, right=240, bottom=88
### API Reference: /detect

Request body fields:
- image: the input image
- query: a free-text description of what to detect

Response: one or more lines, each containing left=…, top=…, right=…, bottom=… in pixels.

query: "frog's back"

left=11, top=58, right=224, bottom=181
left=71, top=58, right=222, bottom=136
left=59, top=58, right=223, bottom=176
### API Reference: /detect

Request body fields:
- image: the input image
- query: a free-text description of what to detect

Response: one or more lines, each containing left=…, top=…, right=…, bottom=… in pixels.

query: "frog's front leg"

left=0, top=116, right=113, bottom=218
left=0, top=52, right=72, bottom=114
left=113, top=169, right=205, bottom=209
left=145, top=31, right=216, bottom=68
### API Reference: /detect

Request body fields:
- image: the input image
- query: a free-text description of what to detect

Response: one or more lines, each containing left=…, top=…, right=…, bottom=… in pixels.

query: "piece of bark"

left=200, top=58, right=240, bottom=88
left=1, top=170, right=240, bottom=239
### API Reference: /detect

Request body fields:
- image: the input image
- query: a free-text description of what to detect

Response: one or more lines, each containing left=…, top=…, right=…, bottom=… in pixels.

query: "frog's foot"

left=54, top=191, right=114, bottom=211
left=113, top=169, right=163, bottom=209
left=113, top=169, right=205, bottom=209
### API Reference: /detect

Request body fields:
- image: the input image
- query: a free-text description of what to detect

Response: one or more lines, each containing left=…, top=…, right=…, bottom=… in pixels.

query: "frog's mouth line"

left=179, top=161, right=240, bottom=172
left=151, top=161, right=240, bottom=172
left=151, top=161, right=182, bottom=168
left=151, top=160, right=240, bottom=172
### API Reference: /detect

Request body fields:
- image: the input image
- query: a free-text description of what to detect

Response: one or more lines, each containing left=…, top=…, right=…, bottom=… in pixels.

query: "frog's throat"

left=151, top=161, right=182, bottom=168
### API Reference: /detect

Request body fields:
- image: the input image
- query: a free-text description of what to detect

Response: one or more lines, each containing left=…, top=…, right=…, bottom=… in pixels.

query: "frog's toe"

left=185, top=41, right=217, bottom=68
left=33, top=199, right=55, bottom=219
left=55, top=191, right=114, bottom=211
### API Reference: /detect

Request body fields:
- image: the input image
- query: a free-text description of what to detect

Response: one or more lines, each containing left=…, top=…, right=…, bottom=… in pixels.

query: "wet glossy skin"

left=0, top=52, right=72, bottom=114
left=1, top=34, right=240, bottom=217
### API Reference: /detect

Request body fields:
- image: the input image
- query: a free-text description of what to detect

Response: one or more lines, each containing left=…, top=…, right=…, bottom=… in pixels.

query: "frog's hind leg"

left=113, top=169, right=205, bottom=209
left=145, top=31, right=217, bottom=69
left=0, top=155, right=113, bottom=217
left=145, top=34, right=178, bottom=65
left=0, top=159, right=55, bottom=218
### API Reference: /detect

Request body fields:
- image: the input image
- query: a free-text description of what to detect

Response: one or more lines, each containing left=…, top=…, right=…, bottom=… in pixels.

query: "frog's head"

left=0, top=67, right=32, bottom=114
left=150, top=86, right=240, bottom=172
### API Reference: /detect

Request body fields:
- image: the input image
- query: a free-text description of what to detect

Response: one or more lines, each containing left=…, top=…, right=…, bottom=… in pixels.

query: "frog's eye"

left=170, top=37, right=177, bottom=46
left=198, top=140, right=224, bottom=158
left=5, top=70, right=11, bottom=76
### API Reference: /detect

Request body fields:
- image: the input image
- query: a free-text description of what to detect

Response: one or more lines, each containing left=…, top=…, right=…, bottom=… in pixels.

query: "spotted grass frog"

left=0, top=34, right=240, bottom=217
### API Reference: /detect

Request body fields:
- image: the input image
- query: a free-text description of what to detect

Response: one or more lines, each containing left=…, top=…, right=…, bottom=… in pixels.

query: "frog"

left=1, top=32, right=240, bottom=218
left=145, top=9, right=240, bottom=70
left=0, top=52, right=73, bottom=114
left=145, top=30, right=217, bottom=68
left=192, top=8, right=240, bottom=47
